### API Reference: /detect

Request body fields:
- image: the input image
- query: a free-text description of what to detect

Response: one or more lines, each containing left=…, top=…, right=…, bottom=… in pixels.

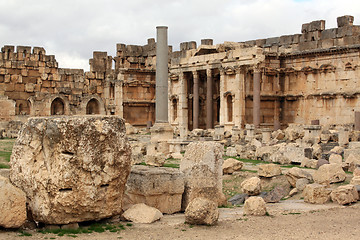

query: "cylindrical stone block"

left=253, top=70, right=261, bottom=128
left=193, top=71, right=199, bottom=129
left=155, top=26, right=168, bottom=123
left=355, top=112, right=360, bottom=131
left=206, top=69, right=213, bottom=129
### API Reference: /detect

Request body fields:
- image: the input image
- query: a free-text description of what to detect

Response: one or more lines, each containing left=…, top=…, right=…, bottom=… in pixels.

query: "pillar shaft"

left=253, top=69, right=261, bottom=128
left=193, top=71, right=199, bottom=129
left=355, top=112, right=360, bottom=131
left=206, top=69, right=213, bottom=129
left=155, top=26, right=168, bottom=123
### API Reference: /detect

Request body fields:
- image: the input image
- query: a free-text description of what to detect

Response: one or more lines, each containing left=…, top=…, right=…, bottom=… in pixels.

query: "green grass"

left=163, top=163, right=180, bottom=168
left=240, top=169, right=258, bottom=173
left=18, top=230, right=32, bottom=237
left=38, top=222, right=128, bottom=237
left=0, top=163, right=10, bottom=169
left=0, top=151, right=12, bottom=162
left=224, top=156, right=267, bottom=165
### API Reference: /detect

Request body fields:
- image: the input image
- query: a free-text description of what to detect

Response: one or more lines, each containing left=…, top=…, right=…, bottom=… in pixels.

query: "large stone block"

left=0, top=176, right=27, bottom=228
left=125, top=165, right=184, bottom=214
left=10, top=116, right=131, bottom=224
left=330, top=185, right=359, bottom=205
left=180, top=141, right=225, bottom=210
left=313, top=163, right=346, bottom=184
left=244, top=196, right=267, bottom=216
left=303, top=183, right=332, bottom=204
left=285, top=167, right=313, bottom=187
left=258, top=164, right=281, bottom=177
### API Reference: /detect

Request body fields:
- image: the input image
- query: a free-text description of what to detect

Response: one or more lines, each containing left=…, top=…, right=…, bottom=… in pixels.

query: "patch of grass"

left=240, top=169, right=257, bottom=173
left=0, top=163, right=10, bottom=169
left=224, top=156, right=266, bottom=165
left=0, top=151, right=12, bottom=162
left=218, top=204, right=234, bottom=208
left=288, top=212, right=301, bottom=215
left=38, top=222, right=128, bottom=236
left=126, top=223, right=133, bottom=227
left=236, top=218, right=248, bottom=221
left=136, top=162, right=147, bottom=166
left=18, top=230, right=32, bottom=237
left=163, top=163, right=180, bottom=168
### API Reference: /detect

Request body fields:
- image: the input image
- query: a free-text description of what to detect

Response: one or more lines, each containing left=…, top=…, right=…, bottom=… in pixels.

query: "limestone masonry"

left=1, top=15, right=360, bottom=135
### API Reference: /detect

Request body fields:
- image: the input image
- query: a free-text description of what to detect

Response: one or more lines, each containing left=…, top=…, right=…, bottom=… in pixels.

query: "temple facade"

left=1, top=15, right=360, bottom=135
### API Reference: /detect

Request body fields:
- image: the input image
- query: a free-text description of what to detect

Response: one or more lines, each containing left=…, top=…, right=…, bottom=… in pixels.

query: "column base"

left=150, top=122, right=174, bottom=142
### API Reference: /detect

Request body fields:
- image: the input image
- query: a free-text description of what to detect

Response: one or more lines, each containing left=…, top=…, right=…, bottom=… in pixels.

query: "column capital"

left=192, top=70, right=199, bottom=78
left=206, top=68, right=212, bottom=76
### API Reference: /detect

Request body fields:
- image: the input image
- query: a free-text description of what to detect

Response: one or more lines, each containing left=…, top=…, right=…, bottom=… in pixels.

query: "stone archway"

left=86, top=98, right=100, bottom=115
left=51, top=98, right=65, bottom=115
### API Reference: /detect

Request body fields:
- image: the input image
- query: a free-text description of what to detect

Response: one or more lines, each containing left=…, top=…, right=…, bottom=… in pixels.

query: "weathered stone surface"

left=222, top=158, right=243, bottom=174
left=228, top=193, right=248, bottom=206
left=330, top=146, right=344, bottom=154
left=258, top=164, right=281, bottom=177
left=244, top=197, right=267, bottom=216
left=125, top=165, right=184, bottom=214
left=329, top=154, right=343, bottom=164
left=303, top=183, right=332, bottom=204
left=10, top=116, right=131, bottom=224
left=225, top=146, right=237, bottom=157
left=285, top=167, right=313, bottom=187
left=317, top=159, right=329, bottom=168
left=262, top=186, right=288, bottom=203
left=180, top=142, right=225, bottom=210
left=296, top=178, right=310, bottom=191
left=122, top=203, right=163, bottom=223
left=301, top=158, right=318, bottom=169
left=350, top=176, right=360, bottom=185
left=284, top=125, right=304, bottom=142
left=313, top=163, right=346, bottom=184
left=241, top=177, right=261, bottom=195
left=185, top=197, right=219, bottom=226
left=145, top=153, right=165, bottom=167
left=0, top=176, right=27, bottom=228
left=330, top=185, right=359, bottom=205
left=345, top=154, right=360, bottom=172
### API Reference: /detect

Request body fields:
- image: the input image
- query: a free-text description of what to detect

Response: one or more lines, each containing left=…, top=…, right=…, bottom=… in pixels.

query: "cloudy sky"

left=1, top=0, right=359, bottom=71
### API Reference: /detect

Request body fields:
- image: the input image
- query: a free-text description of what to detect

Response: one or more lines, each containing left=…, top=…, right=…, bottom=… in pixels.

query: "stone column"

left=219, top=70, right=226, bottom=125
left=206, top=68, right=213, bottom=129
left=193, top=71, right=199, bottom=129
left=151, top=26, right=173, bottom=142
left=179, top=72, right=188, bottom=138
left=155, top=26, right=168, bottom=123
left=253, top=68, right=261, bottom=128
left=274, top=99, right=280, bottom=130
left=355, top=111, right=360, bottom=131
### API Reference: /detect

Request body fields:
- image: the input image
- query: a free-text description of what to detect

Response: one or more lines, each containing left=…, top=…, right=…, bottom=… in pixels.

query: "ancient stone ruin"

left=3, top=15, right=360, bottom=234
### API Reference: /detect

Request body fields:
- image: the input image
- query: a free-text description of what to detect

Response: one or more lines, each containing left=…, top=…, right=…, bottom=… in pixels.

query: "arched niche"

left=86, top=98, right=100, bottom=115
left=51, top=97, right=65, bottom=115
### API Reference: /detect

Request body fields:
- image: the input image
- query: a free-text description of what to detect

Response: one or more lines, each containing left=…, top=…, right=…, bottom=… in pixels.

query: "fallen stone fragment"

left=285, top=167, right=313, bottom=187
left=185, top=197, right=219, bottom=225
left=0, top=176, right=27, bottom=228
left=241, top=177, right=262, bottom=196
left=303, top=183, right=332, bottom=204
left=313, top=163, right=346, bottom=184
left=222, top=158, right=243, bottom=174
left=122, top=203, right=163, bottom=223
left=244, top=197, right=267, bottom=216
left=330, top=185, right=359, bottom=205
left=258, top=164, right=281, bottom=178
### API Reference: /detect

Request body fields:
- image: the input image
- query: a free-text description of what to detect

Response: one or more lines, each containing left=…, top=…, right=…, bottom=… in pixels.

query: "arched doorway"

left=51, top=98, right=65, bottom=115
left=86, top=99, right=100, bottom=115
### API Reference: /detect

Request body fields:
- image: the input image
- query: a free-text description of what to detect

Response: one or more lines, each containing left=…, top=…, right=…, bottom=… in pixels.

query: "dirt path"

left=1, top=201, right=360, bottom=240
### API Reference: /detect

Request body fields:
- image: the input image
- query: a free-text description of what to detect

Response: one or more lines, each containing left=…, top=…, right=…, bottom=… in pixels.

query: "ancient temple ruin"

left=1, top=15, right=360, bottom=136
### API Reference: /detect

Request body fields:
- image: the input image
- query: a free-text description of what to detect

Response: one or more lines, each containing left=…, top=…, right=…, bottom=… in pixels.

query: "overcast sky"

left=1, top=0, right=359, bottom=71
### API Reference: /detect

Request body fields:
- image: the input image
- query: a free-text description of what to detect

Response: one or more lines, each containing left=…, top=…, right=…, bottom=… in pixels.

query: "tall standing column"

left=253, top=68, right=261, bottom=128
left=206, top=69, right=213, bottom=129
left=155, top=26, right=168, bottom=123
left=193, top=71, right=199, bottom=129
